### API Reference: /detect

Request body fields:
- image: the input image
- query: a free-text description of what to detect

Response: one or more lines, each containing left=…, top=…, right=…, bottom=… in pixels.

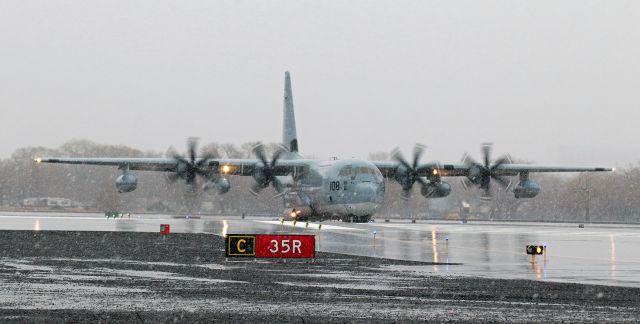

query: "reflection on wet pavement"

left=1, top=211, right=639, bottom=287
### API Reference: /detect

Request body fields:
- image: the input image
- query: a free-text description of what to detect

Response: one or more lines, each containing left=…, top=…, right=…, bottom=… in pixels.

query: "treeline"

left=0, top=140, right=638, bottom=223
left=0, top=139, right=285, bottom=215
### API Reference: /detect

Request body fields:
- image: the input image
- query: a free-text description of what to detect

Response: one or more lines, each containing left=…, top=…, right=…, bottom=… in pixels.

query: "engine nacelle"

left=202, top=178, right=230, bottom=194
left=115, top=174, right=138, bottom=193
left=421, top=181, right=451, bottom=198
left=513, top=180, right=540, bottom=198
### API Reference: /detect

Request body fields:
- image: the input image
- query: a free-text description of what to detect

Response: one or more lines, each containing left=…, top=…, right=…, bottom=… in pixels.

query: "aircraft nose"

left=354, top=182, right=379, bottom=202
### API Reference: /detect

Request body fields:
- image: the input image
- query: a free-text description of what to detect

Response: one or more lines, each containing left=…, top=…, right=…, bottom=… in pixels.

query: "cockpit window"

left=338, top=165, right=352, bottom=176
left=357, top=167, right=372, bottom=175
left=340, top=165, right=382, bottom=180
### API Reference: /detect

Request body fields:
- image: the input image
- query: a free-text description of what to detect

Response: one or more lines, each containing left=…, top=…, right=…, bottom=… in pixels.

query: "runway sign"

left=256, top=235, right=315, bottom=258
left=226, top=234, right=315, bottom=258
left=226, top=235, right=256, bottom=257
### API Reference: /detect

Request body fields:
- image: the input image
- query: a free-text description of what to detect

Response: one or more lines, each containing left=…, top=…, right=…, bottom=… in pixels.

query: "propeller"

left=461, top=143, right=512, bottom=197
left=167, top=138, right=216, bottom=190
left=249, top=143, right=286, bottom=196
left=391, top=144, right=430, bottom=200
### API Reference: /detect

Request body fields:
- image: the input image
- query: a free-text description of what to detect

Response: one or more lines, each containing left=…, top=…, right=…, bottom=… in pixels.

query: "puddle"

left=284, top=271, right=405, bottom=282
left=1, top=260, right=57, bottom=272
left=91, top=268, right=245, bottom=284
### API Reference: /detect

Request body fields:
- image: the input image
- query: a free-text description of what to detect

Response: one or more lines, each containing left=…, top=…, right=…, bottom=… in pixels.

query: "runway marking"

left=368, top=223, right=631, bottom=238
left=0, top=215, right=179, bottom=221
left=0, top=215, right=108, bottom=220
left=257, top=220, right=362, bottom=231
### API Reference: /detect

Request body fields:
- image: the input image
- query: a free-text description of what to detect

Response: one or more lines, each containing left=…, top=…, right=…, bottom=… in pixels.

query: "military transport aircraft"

left=35, top=72, right=612, bottom=222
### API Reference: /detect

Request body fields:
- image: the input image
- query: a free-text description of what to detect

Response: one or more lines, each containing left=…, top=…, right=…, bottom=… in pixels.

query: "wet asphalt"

left=4, top=212, right=639, bottom=287
left=0, top=230, right=639, bottom=323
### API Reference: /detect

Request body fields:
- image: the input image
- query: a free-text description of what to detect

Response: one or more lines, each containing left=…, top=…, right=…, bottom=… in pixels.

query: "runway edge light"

left=526, top=245, right=544, bottom=255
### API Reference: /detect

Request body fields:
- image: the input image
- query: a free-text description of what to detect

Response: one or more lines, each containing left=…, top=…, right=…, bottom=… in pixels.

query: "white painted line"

left=0, top=215, right=108, bottom=220
left=257, top=220, right=362, bottom=231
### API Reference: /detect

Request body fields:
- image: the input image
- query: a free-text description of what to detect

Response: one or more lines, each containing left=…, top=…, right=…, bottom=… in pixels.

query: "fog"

left=0, top=139, right=637, bottom=223
left=1, top=1, right=639, bottom=166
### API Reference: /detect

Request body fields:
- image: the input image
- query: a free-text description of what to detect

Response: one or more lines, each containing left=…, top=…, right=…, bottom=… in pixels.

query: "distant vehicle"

left=105, top=212, right=130, bottom=219
left=36, top=72, right=612, bottom=222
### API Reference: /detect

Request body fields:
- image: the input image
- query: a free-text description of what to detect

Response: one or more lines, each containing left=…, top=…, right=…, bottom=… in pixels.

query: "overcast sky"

left=1, top=1, right=639, bottom=167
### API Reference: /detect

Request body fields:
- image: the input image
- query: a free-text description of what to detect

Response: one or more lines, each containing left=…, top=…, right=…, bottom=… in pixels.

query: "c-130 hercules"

left=35, top=72, right=612, bottom=222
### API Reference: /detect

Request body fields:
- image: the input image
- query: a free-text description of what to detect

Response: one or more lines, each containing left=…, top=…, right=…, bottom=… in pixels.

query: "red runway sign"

left=226, top=234, right=315, bottom=259
left=256, top=235, right=315, bottom=258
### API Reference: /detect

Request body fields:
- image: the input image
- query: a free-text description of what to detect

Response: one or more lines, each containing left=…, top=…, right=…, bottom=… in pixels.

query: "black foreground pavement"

left=0, top=230, right=639, bottom=323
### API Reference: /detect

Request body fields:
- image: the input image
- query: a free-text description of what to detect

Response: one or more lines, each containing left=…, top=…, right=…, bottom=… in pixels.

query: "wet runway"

left=1, top=211, right=638, bottom=288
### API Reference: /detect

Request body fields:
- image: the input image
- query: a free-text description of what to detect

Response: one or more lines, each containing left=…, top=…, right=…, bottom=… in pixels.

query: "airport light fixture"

left=526, top=245, right=544, bottom=255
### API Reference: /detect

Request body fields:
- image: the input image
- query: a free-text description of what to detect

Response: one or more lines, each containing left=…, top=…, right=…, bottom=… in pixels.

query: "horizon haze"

left=1, top=1, right=638, bottom=167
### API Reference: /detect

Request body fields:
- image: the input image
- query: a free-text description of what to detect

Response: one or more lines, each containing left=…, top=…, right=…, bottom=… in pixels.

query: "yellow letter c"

left=237, top=239, right=247, bottom=253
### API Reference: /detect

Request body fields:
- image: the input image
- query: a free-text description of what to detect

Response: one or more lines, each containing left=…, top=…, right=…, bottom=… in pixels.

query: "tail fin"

left=283, top=71, right=299, bottom=153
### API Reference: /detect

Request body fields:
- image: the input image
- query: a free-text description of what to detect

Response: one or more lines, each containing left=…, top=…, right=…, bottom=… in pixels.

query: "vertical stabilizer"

left=283, top=71, right=299, bottom=153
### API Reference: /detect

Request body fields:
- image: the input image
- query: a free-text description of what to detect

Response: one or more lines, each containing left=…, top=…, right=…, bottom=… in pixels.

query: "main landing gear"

left=343, top=215, right=371, bottom=223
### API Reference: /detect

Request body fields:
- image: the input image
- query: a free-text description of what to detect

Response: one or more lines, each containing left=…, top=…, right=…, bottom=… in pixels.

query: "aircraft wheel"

left=348, top=215, right=370, bottom=223
left=358, top=215, right=371, bottom=223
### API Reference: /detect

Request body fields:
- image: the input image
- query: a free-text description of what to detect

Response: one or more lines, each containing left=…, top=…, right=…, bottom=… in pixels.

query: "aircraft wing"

left=372, top=161, right=613, bottom=178
left=36, top=157, right=179, bottom=172
left=434, top=163, right=612, bottom=177
left=372, top=161, right=444, bottom=178
left=35, top=157, right=311, bottom=176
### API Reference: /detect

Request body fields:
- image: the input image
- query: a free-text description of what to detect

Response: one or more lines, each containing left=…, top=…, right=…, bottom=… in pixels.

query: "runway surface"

left=1, top=211, right=638, bottom=288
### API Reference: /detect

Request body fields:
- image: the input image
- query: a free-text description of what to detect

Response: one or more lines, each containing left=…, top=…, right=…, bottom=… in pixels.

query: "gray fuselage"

left=281, top=159, right=385, bottom=222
